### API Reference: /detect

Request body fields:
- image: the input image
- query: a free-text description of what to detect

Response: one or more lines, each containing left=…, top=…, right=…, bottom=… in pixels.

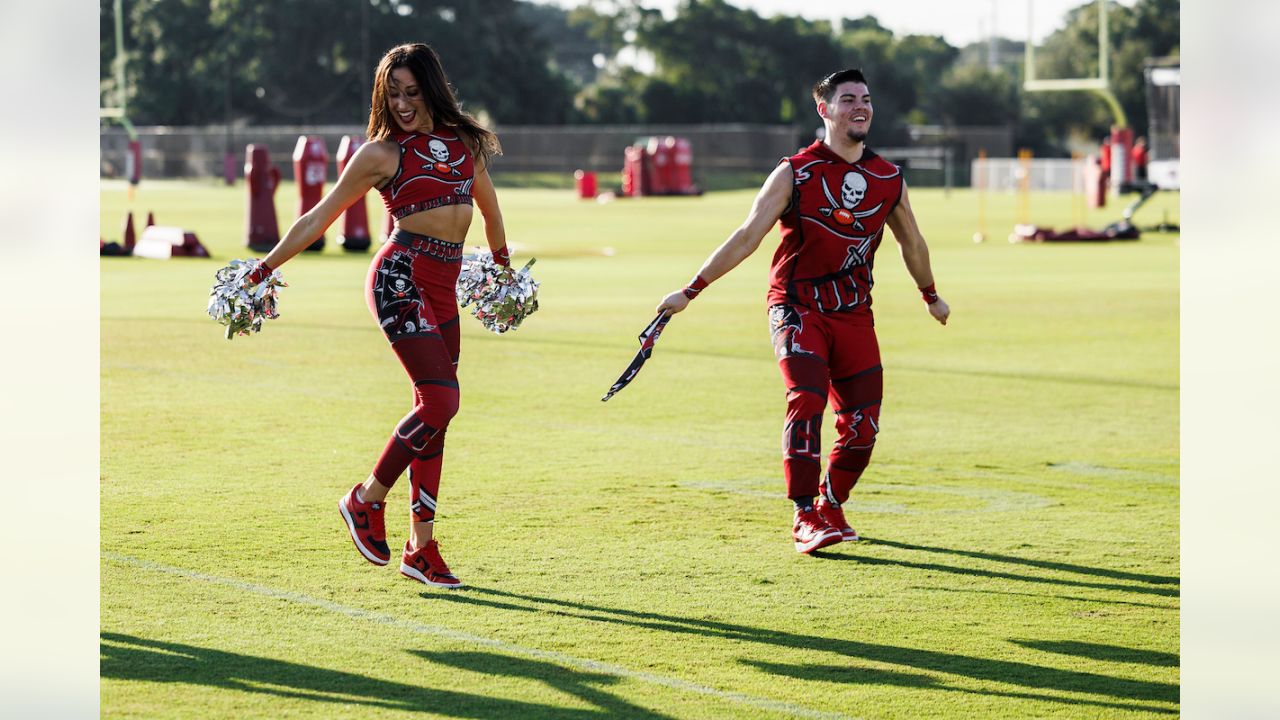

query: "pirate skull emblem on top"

left=414, top=138, right=465, bottom=176
left=818, top=169, right=883, bottom=231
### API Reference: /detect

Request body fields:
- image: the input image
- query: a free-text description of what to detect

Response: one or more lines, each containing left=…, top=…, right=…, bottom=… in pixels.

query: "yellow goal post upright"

left=1023, top=0, right=1130, bottom=196
left=101, top=0, right=140, bottom=195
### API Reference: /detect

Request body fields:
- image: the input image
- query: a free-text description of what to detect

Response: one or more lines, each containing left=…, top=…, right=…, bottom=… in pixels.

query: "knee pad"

left=834, top=401, right=880, bottom=450
left=412, top=378, right=460, bottom=430
left=394, top=409, right=439, bottom=456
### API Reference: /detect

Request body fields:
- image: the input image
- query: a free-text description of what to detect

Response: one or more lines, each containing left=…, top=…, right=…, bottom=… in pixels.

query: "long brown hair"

left=366, top=43, right=501, bottom=165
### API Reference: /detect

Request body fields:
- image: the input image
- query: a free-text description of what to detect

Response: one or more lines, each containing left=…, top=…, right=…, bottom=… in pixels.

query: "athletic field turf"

left=101, top=178, right=1179, bottom=719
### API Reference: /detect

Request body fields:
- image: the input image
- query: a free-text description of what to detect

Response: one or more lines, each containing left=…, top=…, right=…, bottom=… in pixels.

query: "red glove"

left=493, top=246, right=511, bottom=268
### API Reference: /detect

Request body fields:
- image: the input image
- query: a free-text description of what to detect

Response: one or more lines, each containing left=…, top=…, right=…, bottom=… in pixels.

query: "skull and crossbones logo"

left=390, top=276, right=411, bottom=298
left=415, top=139, right=466, bottom=176
left=819, top=170, right=883, bottom=230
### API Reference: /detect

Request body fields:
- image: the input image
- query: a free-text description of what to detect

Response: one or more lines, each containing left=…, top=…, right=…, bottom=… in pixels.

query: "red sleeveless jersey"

left=767, top=141, right=904, bottom=325
left=378, top=127, right=475, bottom=220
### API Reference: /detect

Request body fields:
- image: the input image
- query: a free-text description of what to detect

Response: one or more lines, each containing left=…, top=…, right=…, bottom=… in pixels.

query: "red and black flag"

left=601, top=312, right=671, bottom=402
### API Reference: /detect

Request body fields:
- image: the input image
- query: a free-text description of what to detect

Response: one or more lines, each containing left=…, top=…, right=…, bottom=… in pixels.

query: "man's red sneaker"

left=816, top=496, right=859, bottom=542
left=793, top=507, right=843, bottom=553
left=338, top=484, right=390, bottom=566
left=400, top=539, right=463, bottom=589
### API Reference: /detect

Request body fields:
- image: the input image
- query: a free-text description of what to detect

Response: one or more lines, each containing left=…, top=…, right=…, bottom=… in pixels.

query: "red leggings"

left=769, top=304, right=883, bottom=503
left=365, top=230, right=463, bottom=523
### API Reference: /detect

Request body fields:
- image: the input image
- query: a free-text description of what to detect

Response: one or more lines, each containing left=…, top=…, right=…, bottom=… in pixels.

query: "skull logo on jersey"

left=415, top=138, right=465, bottom=176
left=841, top=171, right=867, bottom=208
left=372, top=250, right=436, bottom=339
left=818, top=170, right=883, bottom=231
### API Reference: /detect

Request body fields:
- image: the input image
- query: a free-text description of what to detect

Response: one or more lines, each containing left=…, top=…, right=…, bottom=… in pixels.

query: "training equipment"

left=338, top=484, right=390, bottom=566
left=400, top=539, right=462, bottom=588
left=574, top=169, right=597, bottom=199
left=1144, top=63, right=1180, bottom=189
left=294, top=136, right=329, bottom=252
left=456, top=253, right=540, bottom=334
left=815, top=497, right=859, bottom=542
left=100, top=211, right=137, bottom=256
left=601, top=312, right=671, bottom=402
left=206, top=259, right=287, bottom=339
left=245, top=144, right=282, bottom=252
left=335, top=135, right=372, bottom=252
left=621, top=136, right=701, bottom=197
left=792, top=508, right=842, bottom=554
left=133, top=225, right=210, bottom=259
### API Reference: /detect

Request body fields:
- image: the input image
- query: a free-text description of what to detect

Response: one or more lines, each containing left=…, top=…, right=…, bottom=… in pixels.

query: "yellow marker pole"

left=1071, top=151, right=1085, bottom=228
left=973, top=150, right=987, bottom=243
left=1017, top=148, right=1032, bottom=225
left=1010, top=148, right=1032, bottom=242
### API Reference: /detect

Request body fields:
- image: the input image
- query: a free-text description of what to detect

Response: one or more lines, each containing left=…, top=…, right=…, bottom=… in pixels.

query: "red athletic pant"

left=768, top=304, right=882, bottom=502
left=365, top=231, right=463, bottom=523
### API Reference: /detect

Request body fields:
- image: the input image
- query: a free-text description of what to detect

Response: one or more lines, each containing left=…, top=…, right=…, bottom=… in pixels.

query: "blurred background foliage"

left=100, top=0, right=1178, bottom=154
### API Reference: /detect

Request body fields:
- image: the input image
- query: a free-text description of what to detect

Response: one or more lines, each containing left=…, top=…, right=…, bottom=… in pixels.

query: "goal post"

left=101, top=0, right=140, bottom=190
left=1023, top=0, right=1128, bottom=128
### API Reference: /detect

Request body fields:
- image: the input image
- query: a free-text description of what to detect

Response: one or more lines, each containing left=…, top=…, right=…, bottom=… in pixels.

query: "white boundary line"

left=104, top=553, right=858, bottom=720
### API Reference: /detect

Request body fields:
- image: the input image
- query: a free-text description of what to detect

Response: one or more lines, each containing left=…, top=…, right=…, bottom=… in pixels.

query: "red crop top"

left=378, top=128, right=475, bottom=220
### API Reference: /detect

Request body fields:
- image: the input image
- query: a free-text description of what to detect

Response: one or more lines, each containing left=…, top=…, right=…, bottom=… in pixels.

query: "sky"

left=531, top=0, right=1137, bottom=49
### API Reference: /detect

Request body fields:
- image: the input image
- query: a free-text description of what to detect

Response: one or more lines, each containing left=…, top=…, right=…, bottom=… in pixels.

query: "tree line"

left=100, top=0, right=1178, bottom=155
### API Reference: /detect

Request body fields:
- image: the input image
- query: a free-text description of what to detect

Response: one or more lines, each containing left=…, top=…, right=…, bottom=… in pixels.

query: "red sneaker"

left=400, top=539, right=463, bottom=589
left=793, top=508, right=843, bottom=553
left=338, top=484, right=390, bottom=565
left=816, top=497, right=859, bottom=542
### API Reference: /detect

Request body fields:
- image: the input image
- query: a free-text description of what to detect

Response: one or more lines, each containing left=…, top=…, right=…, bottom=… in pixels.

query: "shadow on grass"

left=1010, top=640, right=1179, bottom=668
left=917, top=586, right=1176, bottom=610
left=864, top=538, right=1179, bottom=585
left=100, top=633, right=666, bottom=719
left=810, top=541, right=1179, bottom=599
left=425, top=588, right=1178, bottom=710
left=410, top=650, right=668, bottom=719
left=742, top=659, right=1176, bottom=715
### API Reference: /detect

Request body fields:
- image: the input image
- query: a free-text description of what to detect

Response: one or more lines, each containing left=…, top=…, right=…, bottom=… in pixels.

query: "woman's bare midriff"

left=393, top=201, right=474, bottom=244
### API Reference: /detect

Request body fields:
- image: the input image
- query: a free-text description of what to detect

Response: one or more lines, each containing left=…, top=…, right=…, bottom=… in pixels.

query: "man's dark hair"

left=812, top=69, right=869, bottom=103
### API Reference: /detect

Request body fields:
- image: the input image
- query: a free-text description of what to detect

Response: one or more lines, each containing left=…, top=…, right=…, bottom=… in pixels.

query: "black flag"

left=601, top=312, right=671, bottom=402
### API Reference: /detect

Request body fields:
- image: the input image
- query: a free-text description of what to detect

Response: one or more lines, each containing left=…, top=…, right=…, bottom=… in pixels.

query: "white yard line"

left=104, top=552, right=858, bottom=720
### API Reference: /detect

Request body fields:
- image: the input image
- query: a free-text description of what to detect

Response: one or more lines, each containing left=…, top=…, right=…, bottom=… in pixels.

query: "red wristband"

left=247, top=260, right=274, bottom=285
left=682, top=275, right=709, bottom=300
left=920, top=283, right=939, bottom=304
left=493, top=246, right=511, bottom=268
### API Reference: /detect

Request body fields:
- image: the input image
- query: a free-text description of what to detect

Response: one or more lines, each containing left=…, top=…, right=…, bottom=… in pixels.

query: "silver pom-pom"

left=456, top=252, right=540, bottom=334
left=206, top=258, right=287, bottom=340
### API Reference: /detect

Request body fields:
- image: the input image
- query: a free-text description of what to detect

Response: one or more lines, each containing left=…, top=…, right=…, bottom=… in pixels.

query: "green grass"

left=101, top=178, right=1179, bottom=719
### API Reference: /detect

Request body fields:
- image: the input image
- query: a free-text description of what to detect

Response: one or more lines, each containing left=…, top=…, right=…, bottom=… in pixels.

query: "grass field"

left=101, top=177, right=1179, bottom=719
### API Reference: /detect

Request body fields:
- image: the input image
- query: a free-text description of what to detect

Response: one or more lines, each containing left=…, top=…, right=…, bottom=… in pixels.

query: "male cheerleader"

left=656, top=69, right=951, bottom=553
